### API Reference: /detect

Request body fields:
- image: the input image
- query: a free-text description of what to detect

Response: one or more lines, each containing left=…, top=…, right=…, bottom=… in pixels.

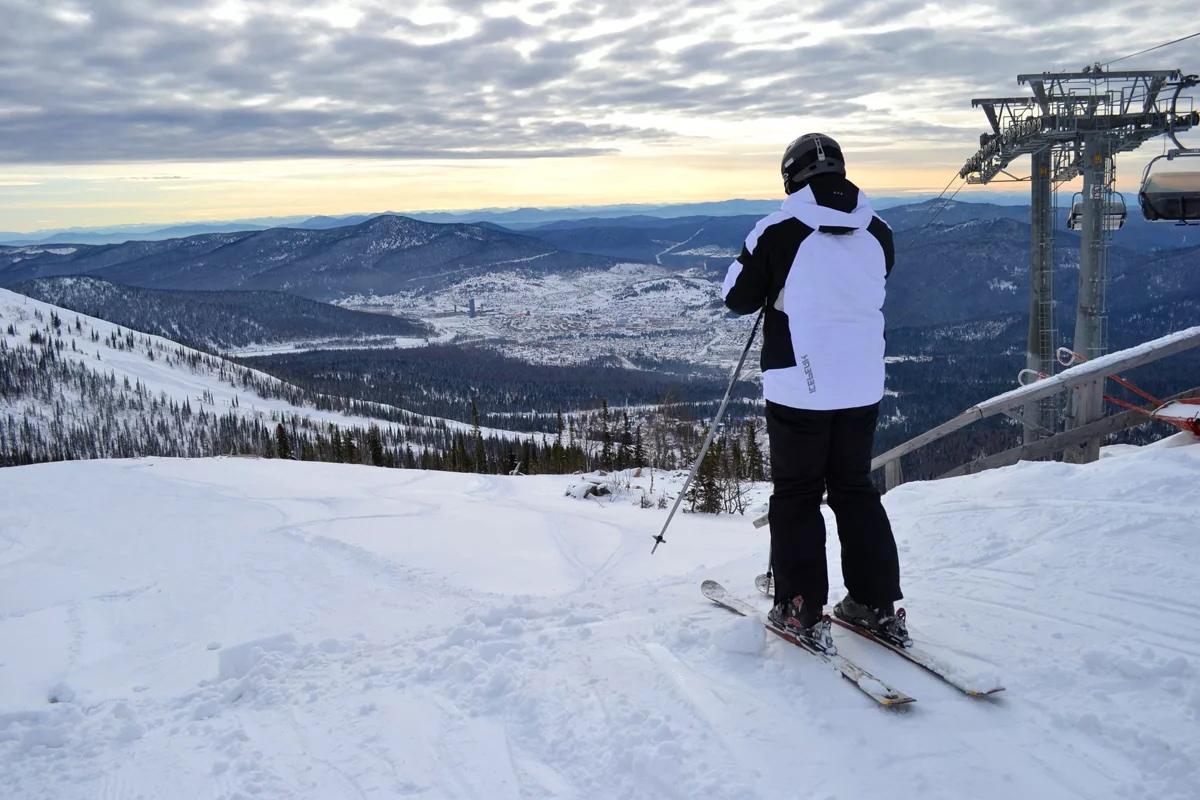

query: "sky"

left=0, top=0, right=1196, bottom=232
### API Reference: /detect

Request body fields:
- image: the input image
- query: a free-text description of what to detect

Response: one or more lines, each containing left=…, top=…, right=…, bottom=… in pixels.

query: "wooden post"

left=885, top=459, right=903, bottom=491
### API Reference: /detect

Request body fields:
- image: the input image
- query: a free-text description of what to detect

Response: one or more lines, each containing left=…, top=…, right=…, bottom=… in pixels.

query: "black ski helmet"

left=781, top=133, right=845, bottom=194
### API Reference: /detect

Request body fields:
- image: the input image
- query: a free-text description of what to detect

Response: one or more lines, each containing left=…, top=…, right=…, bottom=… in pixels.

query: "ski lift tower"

left=959, top=66, right=1197, bottom=462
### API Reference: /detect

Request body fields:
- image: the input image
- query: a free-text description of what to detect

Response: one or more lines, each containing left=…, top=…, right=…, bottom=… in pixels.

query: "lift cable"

left=1101, top=30, right=1200, bottom=67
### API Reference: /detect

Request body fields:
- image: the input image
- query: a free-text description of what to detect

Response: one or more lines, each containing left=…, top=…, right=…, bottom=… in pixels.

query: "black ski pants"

left=765, top=400, right=902, bottom=610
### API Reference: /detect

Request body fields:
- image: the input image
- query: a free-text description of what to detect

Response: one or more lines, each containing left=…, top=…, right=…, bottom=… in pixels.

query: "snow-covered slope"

left=0, top=288, right=523, bottom=459
left=2, top=439, right=1198, bottom=799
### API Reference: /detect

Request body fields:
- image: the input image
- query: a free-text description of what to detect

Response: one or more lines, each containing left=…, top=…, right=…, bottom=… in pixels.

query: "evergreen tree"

left=744, top=417, right=766, bottom=481
left=453, top=431, right=470, bottom=472
left=274, top=423, right=292, bottom=460
left=330, top=427, right=344, bottom=463
left=367, top=426, right=385, bottom=467
left=688, top=430, right=723, bottom=514
left=599, top=399, right=613, bottom=471
left=633, top=424, right=646, bottom=468
left=617, top=411, right=633, bottom=470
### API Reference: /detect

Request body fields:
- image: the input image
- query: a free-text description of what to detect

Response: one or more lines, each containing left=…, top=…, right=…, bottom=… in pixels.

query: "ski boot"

left=833, top=595, right=912, bottom=648
left=768, top=595, right=836, bottom=654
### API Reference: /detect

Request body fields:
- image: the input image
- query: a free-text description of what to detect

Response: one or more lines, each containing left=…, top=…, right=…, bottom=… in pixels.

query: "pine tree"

left=600, top=400, right=613, bottom=471
left=633, top=424, right=646, bottom=468
left=744, top=418, right=766, bottom=482
left=688, top=430, right=723, bottom=514
left=617, top=411, right=633, bottom=470
left=367, top=426, right=384, bottom=467
left=330, top=427, right=344, bottom=463
left=275, top=423, right=293, bottom=460
left=453, top=431, right=470, bottom=472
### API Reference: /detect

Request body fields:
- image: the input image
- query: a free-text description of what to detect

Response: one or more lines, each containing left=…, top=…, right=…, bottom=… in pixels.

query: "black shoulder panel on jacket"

left=725, top=217, right=814, bottom=316
left=867, top=216, right=895, bottom=277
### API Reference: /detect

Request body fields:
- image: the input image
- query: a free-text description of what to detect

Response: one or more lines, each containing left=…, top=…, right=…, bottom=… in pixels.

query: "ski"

left=701, top=580, right=915, bottom=707
left=754, top=574, right=1005, bottom=698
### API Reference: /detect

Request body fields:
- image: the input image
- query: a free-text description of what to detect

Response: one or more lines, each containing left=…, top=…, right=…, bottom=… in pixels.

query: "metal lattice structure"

left=961, top=70, right=1193, bottom=185
left=959, top=66, right=1198, bottom=461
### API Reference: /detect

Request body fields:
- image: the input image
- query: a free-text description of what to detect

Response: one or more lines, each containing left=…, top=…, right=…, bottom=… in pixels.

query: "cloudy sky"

left=0, top=0, right=1195, bottom=231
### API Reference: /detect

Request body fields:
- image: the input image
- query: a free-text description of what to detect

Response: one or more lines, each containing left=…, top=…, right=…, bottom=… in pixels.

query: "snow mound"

left=710, top=614, right=765, bottom=655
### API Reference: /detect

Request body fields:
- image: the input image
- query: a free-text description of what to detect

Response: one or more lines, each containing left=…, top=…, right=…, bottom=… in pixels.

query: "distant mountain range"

left=885, top=219, right=1200, bottom=326
left=0, top=215, right=318, bottom=246
left=0, top=215, right=617, bottom=300
left=515, top=199, right=1198, bottom=269
left=4, top=201, right=1197, bottom=338
left=1, top=194, right=1039, bottom=246
left=4, top=198, right=1193, bottom=476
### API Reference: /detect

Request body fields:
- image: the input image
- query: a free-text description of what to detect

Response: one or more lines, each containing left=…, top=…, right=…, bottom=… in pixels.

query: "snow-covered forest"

left=0, top=290, right=768, bottom=485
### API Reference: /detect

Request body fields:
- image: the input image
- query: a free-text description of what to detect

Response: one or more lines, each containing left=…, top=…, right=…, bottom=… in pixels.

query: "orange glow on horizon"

left=0, top=147, right=1167, bottom=232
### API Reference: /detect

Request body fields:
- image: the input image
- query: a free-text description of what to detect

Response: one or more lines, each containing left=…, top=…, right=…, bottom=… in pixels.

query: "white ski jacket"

left=722, top=177, right=894, bottom=411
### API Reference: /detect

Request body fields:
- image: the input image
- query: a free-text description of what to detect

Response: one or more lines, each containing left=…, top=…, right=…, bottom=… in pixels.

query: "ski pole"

left=651, top=309, right=763, bottom=554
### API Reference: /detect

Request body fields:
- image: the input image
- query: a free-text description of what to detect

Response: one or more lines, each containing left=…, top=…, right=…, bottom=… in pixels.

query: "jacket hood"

left=780, top=181, right=875, bottom=231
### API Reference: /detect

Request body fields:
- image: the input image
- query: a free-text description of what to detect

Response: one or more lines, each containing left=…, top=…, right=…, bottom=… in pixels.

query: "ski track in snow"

left=654, top=225, right=706, bottom=265
left=1, top=443, right=1199, bottom=799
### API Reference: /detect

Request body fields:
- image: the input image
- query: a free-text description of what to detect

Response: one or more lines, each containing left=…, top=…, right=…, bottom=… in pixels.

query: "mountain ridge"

left=0, top=214, right=621, bottom=301
left=12, top=276, right=433, bottom=352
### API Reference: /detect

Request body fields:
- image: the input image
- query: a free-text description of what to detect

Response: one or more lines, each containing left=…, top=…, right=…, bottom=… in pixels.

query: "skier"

left=722, top=133, right=909, bottom=653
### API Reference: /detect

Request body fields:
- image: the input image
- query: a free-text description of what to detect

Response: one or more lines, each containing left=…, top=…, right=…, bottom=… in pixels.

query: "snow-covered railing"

left=874, top=325, right=1200, bottom=489
left=941, top=386, right=1200, bottom=479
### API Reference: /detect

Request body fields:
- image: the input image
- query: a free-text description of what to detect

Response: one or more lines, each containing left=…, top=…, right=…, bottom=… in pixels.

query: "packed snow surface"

left=2, top=440, right=1199, bottom=799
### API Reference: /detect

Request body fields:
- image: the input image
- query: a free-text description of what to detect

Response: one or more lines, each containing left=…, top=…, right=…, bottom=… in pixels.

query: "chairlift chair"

left=1138, top=78, right=1200, bottom=225
left=1139, top=153, right=1200, bottom=224
left=1066, top=192, right=1127, bottom=231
